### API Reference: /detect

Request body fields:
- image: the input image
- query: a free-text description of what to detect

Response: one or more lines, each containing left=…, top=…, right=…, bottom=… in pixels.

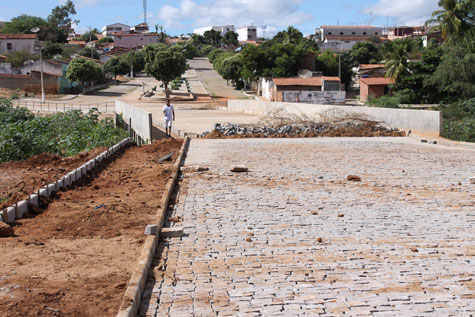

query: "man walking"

left=162, top=98, right=175, bottom=137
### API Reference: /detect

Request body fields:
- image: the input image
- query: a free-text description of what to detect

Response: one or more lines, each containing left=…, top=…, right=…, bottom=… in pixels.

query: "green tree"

left=145, top=48, right=187, bottom=96
left=240, top=44, right=268, bottom=82
left=98, top=37, right=114, bottom=44
left=81, top=31, right=98, bottom=42
left=316, top=51, right=339, bottom=76
left=385, top=43, right=410, bottom=82
left=41, top=42, right=63, bottom=59
left=103, top=56, right=129, bottom=80
left=222, top=31, right=239, bottom=46
left=220, top=55, right=242, bottom=85
left=200, top=44, right=214, bottom=56
left=128, top=50, right=146, bottom=74
left=79, top=47, right=100, bottom=60
left=47, top=0, right=78, bottom=43
left=5, top=50, right=37, bottom=68
left=427, top=0, right=467, bottom=39
left=208, top=48, right=226, bottom=63
left=203, top=29, right=222, bottom=47
left=66, top=57, right=102, bottom=93
left=0, top=15, right=48, bottom=39
left=350, top=41, right=381, bottom=65
left=143, top=43, right=168, bottom=65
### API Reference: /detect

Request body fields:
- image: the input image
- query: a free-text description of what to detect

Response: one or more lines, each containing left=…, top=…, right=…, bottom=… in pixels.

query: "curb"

left=0, top=138, right=130, bottom=223
left=116, top=136, right=190, bottom=317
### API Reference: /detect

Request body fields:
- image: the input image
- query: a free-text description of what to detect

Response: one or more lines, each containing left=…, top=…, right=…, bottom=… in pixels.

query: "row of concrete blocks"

left=0, top=138, right=130, bottom=224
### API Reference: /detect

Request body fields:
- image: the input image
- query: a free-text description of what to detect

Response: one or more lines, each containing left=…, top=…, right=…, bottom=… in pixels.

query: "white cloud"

left=156, top=0, right=311, bottom=31
left=364, top=0, right=440, bottom=25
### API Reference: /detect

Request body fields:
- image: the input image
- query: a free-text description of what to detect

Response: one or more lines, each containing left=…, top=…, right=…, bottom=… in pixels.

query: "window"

left=328, top=32, right=332, bottom=35
left=375, top=32, right=378, bottom=35
left=340, top=32, right=344, bottom=35
left=345, top=41, right=350, bottom=43
left=363, top=32, right=367, bottom=35
left=7, top=43, right=12, bottom=50
left=352, top=32, right=356, bottom=35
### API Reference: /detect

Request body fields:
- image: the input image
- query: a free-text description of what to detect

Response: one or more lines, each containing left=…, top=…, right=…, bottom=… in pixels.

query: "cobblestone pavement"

left=140, top=137, right=475, bottom=316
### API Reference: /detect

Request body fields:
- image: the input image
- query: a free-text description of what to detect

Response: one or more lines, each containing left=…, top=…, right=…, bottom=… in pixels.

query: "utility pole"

left=31, top=27, right=44, bottom=103
left=88, top=26, right=93, bottom=59
left=143, top=0, right=147, bottom=24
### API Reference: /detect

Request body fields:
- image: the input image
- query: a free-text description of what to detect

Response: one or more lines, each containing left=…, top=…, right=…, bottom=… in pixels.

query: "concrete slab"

left=39, top=187, right=48, bottom=197
left=48, top=183, right=56, bottom=194
left=16, top=200, right=28, bottom=219
left=160, top=227, right=184, bottom=238
left=29, top=194, right=39, bottom=208
left=6, top=206, right=15, bottom=223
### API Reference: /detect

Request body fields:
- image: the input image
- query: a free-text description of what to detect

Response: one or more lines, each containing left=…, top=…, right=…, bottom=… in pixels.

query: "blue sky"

left=0, top=0, right=440, bottom=37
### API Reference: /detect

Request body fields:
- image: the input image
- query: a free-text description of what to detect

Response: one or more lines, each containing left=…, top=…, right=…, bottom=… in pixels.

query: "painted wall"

left=282, top=91, right=346, bottom=104
left=0, top=38, right=41, bottom=55
left=113, top=34, right=158, bottom=49
left=115, top=100, right=152, bottom=143
left=227, top=100, right=442, bottom=135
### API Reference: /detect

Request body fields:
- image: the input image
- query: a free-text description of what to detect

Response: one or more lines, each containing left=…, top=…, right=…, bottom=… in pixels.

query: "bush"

left=0, top=99, right=128, bottom=162
left=366, top=95, right=400, bottom=108
left=208, top=48, right=225, bottom=63
left=200, top=45, right=214, bottom=56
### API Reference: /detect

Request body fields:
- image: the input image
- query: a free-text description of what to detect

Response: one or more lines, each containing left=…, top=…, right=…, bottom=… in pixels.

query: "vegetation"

left=144, top=44, right=187, bottom=94
left=4, top=50, right=38, bottom=68
left=103, top=56, right=129, bottom=79
left=81, top=31, right=99, bottom=42
left=66, top=57, right=103, bottom=93
left=0, top=15, right=48, bottom=38
left=0, top=99, right=127, bottom=162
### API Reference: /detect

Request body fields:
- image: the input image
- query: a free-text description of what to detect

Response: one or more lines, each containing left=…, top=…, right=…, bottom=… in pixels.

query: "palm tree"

left=283, top=26, right=303, bottom=45
left=426, top=0, right=465, bottom=39
left=385, top=43, right=410, bottom=82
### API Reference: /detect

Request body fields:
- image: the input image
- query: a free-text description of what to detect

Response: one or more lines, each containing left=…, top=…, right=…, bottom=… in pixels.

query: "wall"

left=227, top=100, right=442, bottom=135
left=282, top=91, right=346, bottom=104
left=115, top=100, right=152, bottom=144
left=114, top=34, right=158, bottom=49
left=0, top=39, right=40, bottom=55
left=21, top=60, right=63, bottom=76
left=360, top=83, right=389, bottom=102
left=275, top=85, right=320, bottom=102
left=0, top=71, right=58, bottom=92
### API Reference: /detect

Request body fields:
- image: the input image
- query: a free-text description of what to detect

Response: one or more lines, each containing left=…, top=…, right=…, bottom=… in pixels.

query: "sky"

left=0, top=0, right=441, bottom=37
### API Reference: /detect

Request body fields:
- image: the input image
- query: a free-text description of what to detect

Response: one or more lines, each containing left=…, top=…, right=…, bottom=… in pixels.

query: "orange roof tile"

left=360, top=77, right=394, bottom=85
left=273, top=76, right=341, bottom=87
left=68, top=40, right=86, bottom=45
left=0, top=34, right=37, bottom=40
left=0, top=73, right=30, bottom=78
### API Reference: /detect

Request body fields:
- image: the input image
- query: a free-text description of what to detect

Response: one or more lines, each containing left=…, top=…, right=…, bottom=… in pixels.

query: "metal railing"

left=15, top=99, right=115, bottom=113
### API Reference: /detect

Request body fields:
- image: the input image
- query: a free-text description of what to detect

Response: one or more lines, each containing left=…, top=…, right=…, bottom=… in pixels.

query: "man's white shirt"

left=163, top=105, right=174, bottom=121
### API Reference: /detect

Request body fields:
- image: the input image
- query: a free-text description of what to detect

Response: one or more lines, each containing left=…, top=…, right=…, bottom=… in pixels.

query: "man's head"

left=166, top=98, right=170, bottom=106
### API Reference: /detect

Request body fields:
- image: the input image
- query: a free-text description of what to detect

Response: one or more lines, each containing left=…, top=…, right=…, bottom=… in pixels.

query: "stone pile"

left=199, top=122, right=401, bottom=138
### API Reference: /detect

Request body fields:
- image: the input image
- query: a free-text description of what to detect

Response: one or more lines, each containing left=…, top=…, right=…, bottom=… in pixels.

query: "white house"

left=193, top=25, right=235, bottom=36
left=237, top=26, right=257, bottom=42
left=102, top=23, right=131, bottom=37
left=315, top=26, right=384, bottom=52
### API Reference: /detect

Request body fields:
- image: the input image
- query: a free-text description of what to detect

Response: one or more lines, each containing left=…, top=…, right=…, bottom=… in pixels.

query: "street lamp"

left=30, top=27, right=45, bottom=103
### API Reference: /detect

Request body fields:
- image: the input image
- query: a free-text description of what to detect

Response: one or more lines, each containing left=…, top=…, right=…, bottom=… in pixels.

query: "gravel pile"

left=199, top=122, right=403, bottom=138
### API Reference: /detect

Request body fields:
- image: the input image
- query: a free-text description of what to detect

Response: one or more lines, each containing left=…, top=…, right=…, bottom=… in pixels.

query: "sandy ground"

left=0, top=138, right=182, bottom=317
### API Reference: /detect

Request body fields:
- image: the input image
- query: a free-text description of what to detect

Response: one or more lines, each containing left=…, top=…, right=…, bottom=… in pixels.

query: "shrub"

left=366, top=95, right=400, bottom=108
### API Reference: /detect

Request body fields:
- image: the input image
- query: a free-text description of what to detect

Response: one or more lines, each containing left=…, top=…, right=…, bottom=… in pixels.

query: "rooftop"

left=321, top=25, right=381, bottom=29
left=360, top=77, right=395, bottom=85
left=359, top=64, right=386, bottom=70
left=0, top=34, right=37, bottom=40
left=273, top=76, right=340, bottom=86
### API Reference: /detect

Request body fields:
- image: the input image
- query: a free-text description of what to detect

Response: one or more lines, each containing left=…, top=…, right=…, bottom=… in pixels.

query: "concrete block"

left=39, top=187, right=48, bottom=197
left=16, top=200, right=28, bottom=219
left=470, top=177, right=475, bottom=184
left=57, top=179, right=64, bottom=189
left=160, top=227, right=184, bottom=238
left=76, top=168, right=82, bottom=180
left=62, top=175, right=71, bottom=187
left=81, top=165, right=87, bottom=176
left=6, top=206, right=16, bottom=223
left=48, top=183, right=57, bottom=195
left=0, top=214, right=3, bottom=222
left=144, top=224, right=158, bottom=235
left=29, top=194, right=39, bottom=208
left=86, top=161, right=93, bottom=171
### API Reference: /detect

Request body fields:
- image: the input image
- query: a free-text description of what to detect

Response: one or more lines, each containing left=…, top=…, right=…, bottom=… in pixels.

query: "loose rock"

left=231, top=165, right=248, bottom=173
left=470, top=177, right=475, bottom=184
left=0, top=222, right=14, bottom=237
left=347, top=175, right=362, bottom=182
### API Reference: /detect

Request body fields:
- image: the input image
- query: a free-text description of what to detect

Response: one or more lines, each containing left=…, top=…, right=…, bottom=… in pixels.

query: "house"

left=237, top=26, right=257, bottom=42
left=112, top=33, right=158, bottom=49
left=0, top=54, right=16, bottom=74
left=131, top=23, right=149, bottom=34
left=20, top=59, right=63, bottom=77
left=99, top=47, right=132, bottom=63
left=316, top=26, right=384, bottom=52
left=359, top=77, right=395, bottom=102
left=102, top=23, right=131, bottom=37
left=66, top=40, right=87, bottom=48
left=193, top=25, right=235, bottom=36
left=0, top=34, right=41, bottom=55
left=259, top=76, right=345, bottom=103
